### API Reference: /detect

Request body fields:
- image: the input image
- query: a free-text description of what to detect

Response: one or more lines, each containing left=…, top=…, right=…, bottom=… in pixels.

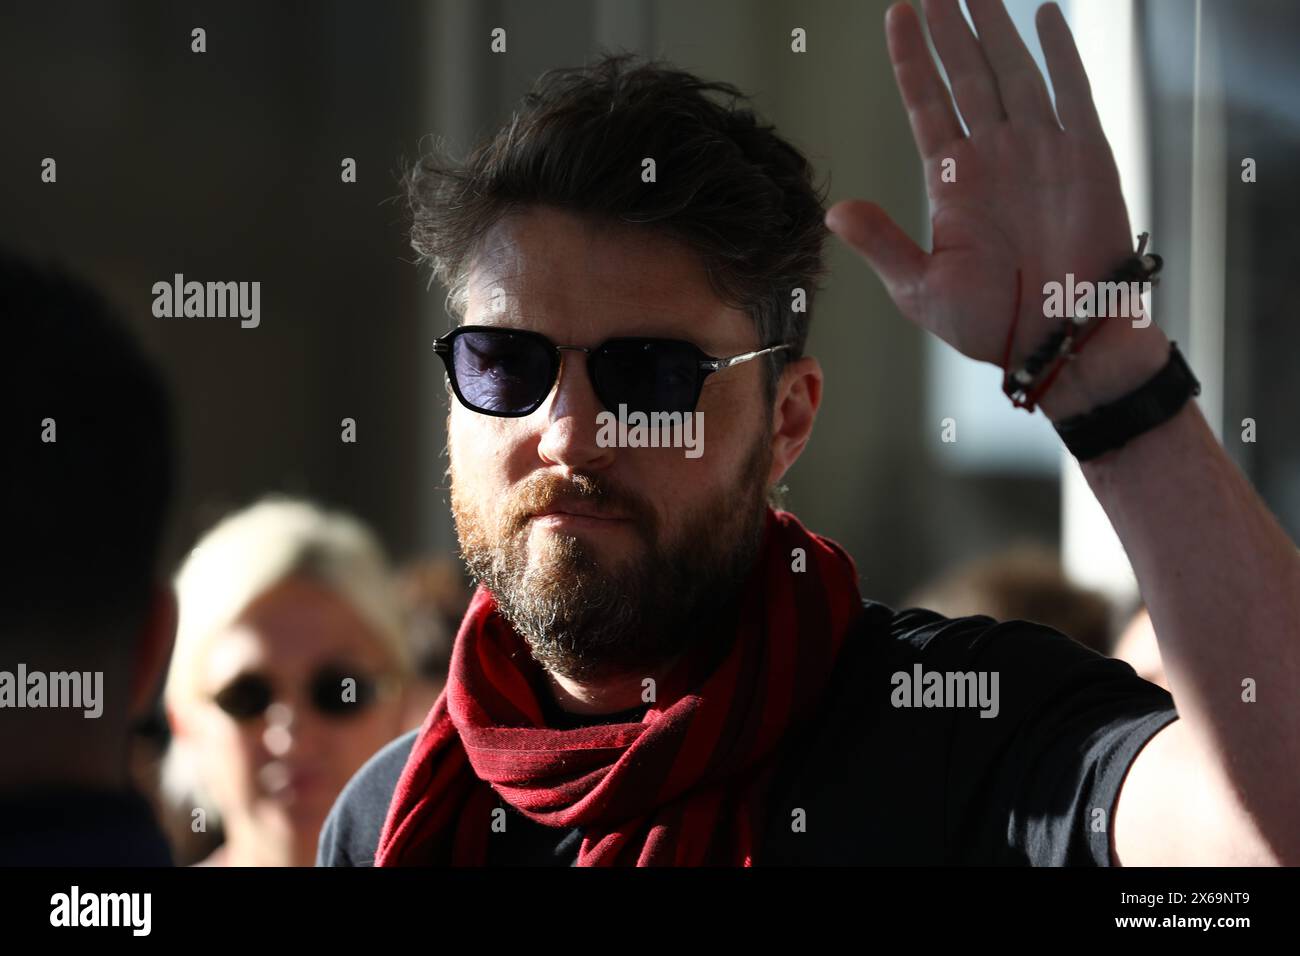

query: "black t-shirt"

left=318, top=601, right=1178, bottom=866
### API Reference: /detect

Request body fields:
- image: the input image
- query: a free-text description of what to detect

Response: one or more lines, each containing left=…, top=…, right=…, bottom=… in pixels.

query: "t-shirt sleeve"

left=317, top=730, right=418, bottom=867
left=888, top=608, right=1179, bottom=865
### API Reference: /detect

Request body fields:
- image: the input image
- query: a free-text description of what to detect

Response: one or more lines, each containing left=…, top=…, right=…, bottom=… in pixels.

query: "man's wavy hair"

left=404, top=52, right=832, bottom=407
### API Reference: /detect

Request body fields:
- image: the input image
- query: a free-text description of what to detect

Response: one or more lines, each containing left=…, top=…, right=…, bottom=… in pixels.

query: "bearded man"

left=319, top=1, right=1300, bottom=866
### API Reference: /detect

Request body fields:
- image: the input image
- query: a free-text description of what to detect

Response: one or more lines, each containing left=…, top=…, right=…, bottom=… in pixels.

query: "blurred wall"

left=1, top=0, right=429, bottom=566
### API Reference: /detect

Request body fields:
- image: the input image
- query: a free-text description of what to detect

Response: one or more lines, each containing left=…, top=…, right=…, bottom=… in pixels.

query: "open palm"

left=828, top=0, right=1140, bottom=367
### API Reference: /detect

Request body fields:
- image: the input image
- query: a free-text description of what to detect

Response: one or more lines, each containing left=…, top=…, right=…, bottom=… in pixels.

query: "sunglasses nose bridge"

left=550, top=344, right=607, bottom=412
left=265, top=683, right=327, bottom=724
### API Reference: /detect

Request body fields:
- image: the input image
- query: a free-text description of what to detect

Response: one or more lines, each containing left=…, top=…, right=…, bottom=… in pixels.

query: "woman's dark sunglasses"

left=212, top=667, right=388, bottom=721
left=432, top=325, right=793, bottom=418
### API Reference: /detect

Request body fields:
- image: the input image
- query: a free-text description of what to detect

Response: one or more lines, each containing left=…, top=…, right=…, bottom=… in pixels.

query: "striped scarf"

left=375, top=507, right=862, bottom=866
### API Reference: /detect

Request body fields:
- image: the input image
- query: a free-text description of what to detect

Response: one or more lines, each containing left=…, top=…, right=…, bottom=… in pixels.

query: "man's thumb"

left=825, top=200, right=927, bottom=300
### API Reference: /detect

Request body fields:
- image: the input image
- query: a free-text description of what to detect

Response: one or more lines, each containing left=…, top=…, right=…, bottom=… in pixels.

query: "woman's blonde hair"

left=162, top=496, right=412, bottom=818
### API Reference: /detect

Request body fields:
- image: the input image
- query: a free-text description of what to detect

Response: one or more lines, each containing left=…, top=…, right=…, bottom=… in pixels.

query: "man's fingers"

left=966, top=0, right=1060, bottom=128
left=825, top=200, right=928, bottom=311
left=921, top=0, right=1007, bottom=135
left=1036, top=2, right=1105, bottom=137
left=885, top=2, right=965, bottom=159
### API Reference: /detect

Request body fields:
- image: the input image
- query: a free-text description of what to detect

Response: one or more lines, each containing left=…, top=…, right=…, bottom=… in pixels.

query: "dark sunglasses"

left=212, top=667, right=389, bottom=721
left=432, top=325, right=793, bottom=418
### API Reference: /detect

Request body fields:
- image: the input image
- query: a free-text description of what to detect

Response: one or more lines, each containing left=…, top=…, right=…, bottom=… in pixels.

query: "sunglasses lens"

left=214, top=675, right=273, bottom=720
left=310, top=669, right=377, bottom=718
left=451, top=330, right=553, bottom=415
left=593, top=340, right=700, bottom=415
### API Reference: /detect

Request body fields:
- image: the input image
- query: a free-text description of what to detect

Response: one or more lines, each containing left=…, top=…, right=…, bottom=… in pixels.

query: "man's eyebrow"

left=474, top=314, right=722, bottom=343
left=465, top=290, right=747, bottom=350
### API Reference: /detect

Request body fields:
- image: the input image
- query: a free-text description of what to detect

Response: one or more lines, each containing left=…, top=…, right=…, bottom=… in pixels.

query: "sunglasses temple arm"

left=705, top=343, right=793, bottom=370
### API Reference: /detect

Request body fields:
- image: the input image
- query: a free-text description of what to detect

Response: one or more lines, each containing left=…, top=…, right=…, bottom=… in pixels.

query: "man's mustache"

left=503, top=473, right=655, bottom=537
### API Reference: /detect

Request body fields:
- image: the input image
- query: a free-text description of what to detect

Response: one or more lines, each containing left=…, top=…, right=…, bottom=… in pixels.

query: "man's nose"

left=536, top=350, right=616, bottom=470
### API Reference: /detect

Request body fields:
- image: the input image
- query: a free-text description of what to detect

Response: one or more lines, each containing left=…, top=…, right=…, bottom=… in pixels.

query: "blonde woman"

left=164, top=498, right=412, bottom=866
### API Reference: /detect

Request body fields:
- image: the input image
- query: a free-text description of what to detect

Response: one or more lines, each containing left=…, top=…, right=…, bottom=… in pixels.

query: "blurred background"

left=2, top=0, right=1296, bottom=863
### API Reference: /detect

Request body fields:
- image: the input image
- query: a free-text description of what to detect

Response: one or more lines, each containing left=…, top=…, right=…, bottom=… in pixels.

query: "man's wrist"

left=1037, top=324, right=1171, bottom=423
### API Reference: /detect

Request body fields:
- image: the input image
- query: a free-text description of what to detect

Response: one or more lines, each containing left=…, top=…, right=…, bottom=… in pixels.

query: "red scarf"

left=375, top=507, right=863, bottom=866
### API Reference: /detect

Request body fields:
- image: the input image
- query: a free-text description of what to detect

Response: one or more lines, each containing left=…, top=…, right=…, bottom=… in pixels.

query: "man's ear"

left=129, top=583, right=178, bottom=721
left=767, top=355, right=823, bottom=487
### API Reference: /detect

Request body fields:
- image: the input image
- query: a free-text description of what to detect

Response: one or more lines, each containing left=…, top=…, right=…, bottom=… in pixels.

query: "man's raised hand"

left=825, top=0, right=1165, bottom=407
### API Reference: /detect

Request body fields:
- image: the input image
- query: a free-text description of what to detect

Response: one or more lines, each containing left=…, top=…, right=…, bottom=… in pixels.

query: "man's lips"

left=528, top=504, right=633, bottom=531
left=531, top=503, right=629, bottom=521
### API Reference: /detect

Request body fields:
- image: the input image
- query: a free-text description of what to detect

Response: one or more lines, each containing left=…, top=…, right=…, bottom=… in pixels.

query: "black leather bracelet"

left=1052, top=342, right=1201, bottom=461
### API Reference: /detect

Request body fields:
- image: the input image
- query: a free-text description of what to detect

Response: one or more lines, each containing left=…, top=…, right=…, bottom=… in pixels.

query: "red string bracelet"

left=1001, top=234, right=1163, bottom=413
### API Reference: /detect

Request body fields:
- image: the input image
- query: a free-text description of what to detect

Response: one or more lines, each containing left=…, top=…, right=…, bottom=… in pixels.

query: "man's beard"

left=450, top=430, right=773, bottom=683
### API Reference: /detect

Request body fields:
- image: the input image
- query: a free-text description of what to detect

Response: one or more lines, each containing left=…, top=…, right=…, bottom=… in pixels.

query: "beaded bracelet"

left=1001, top=232, right=1164, bottom=412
